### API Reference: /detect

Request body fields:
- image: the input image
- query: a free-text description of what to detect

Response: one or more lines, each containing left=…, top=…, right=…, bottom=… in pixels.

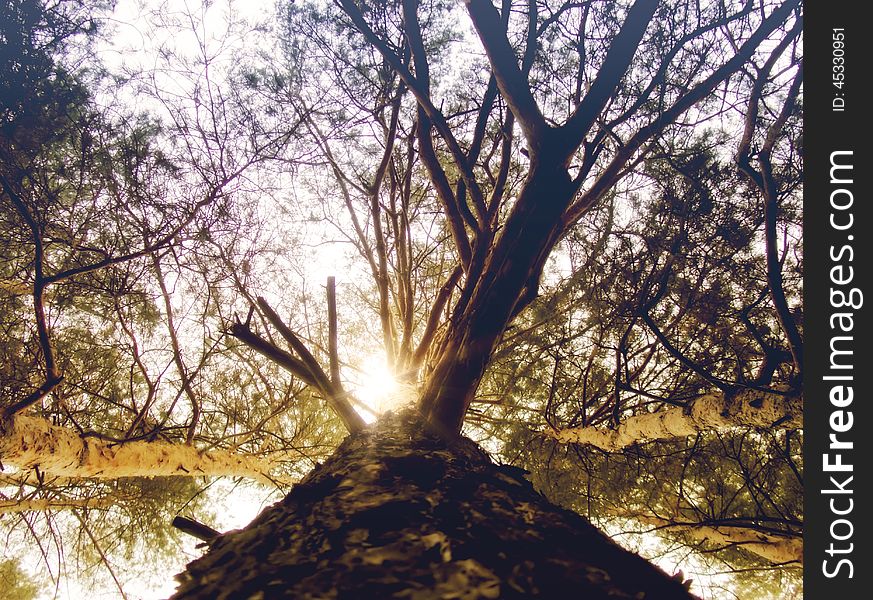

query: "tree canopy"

left=1, top=0, right=802, bottom=597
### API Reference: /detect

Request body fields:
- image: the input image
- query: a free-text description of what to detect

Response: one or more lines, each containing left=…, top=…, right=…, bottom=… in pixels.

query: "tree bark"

left=172, top=410, right=695, bottom=599
left=420, top=163, right=578, bottom=434
left=545, top=388, right=801, bottom=450
left=631, top=515, right=802, bottom=565
left=0, top=415, right=289, bottom=485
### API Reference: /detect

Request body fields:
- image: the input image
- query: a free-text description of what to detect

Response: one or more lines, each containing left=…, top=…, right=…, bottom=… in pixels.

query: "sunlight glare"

left=353, top=354, right=412, bottom=422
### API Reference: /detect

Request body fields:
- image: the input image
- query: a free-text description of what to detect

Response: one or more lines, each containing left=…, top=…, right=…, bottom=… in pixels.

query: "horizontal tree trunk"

left=632, top=515, right=802, bottom=565
left=545, top=389, right=801, bottom=450
left=0, top=415, right=289, bottom=485
left=172, top=409, right=696, bottom=599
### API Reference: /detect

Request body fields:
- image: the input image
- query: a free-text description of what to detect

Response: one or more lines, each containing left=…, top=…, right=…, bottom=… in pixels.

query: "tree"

left=173, top=409, right=699, bottom=599
left=2, top=0, right=803, bottom=596
left=169, top=0, right=802, bottom=597
left=474, top=74, right=802, bottom=580
left=2, top=0, right=319, bottom=592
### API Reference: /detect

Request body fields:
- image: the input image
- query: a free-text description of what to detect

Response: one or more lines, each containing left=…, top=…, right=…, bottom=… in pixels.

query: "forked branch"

left=230, top=293, right=365, bottom=433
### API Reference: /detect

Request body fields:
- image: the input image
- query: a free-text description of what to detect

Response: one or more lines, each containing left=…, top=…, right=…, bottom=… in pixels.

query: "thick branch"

left=230, top=323, right=376, bottom=429
left=558, top=0, right=658, bottom=161
left=173, top=515, right=221, bottom=543
left=545, top=388, right=801, bottom=450
left=756, top=78, right=804, bottom=380
left=400, top=0, right=475, bottom=265
left=229, top=323, right=318, bottom=387
left=467, top=75, right=500, bottom=166
left=411, top=265, right=462, bottom=372
left=338, top=0, right=487, bottom=225
left=632, top=515, right=802, bottom=565
left=255, top=297, right=365, bottom=433
left=256, top=298, right=336, bottom=390
left=420, top=163, right=578, bottom=432
left=463, top=0, right=548, bottom=149
left=416, top=112, right=474, bottom=268
left=0, top=415, right=290, bottom=485
left=405, top=0, right=487, bottom=230
left=487, top=110, right=515, bottom=225
left=564, top=0, right=802, bottom=225
left=2, top=375, right=64, bottom=420
left=736, top=36, right=804, bottom=377
left=1, top=173, right=60, bottom=415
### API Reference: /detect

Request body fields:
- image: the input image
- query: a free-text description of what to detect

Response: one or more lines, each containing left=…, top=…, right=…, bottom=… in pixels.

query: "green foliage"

left=476, top=124, right=802, bottom=581
left=0, top=558, right=42, bottom=600
left=0, top=0, right=96, bottom=157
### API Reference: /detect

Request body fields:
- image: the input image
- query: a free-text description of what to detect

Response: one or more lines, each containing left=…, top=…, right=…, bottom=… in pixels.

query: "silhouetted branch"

left=173, top=515, right=221, bottom=544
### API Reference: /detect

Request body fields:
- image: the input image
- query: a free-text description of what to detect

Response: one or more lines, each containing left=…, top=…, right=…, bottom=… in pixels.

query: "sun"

left=352, top=354, right=414, bottom=422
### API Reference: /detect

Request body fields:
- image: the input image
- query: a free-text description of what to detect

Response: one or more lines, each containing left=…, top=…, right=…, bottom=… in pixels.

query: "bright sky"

left=7, top=2, right=401, bottom=597
left=99, top=0, right=405, bottom=406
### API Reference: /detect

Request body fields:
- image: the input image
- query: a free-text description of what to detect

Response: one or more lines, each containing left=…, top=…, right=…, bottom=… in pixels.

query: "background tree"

left=0, top=557, right=40, bottom=600
left=2, top=0, right=330, bottom=593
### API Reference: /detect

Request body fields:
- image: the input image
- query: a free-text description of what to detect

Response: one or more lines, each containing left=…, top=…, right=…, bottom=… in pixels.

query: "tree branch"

left=629, top=514, right=802, bottom=565
left=463, top=0, right=548, bottom=150
left=736, top=29, right=803, bottom=379
left=255, top=297, right=365, bottom=433
left=558, top=0, right=659, bottom=161
left=412, top=265, right=462, bottom=373
left=153, top=252, right=200, bottom=445
left=326, top=277, right=341, bottom=387
left=338, top=0, right=487, bottom=231
left=640, top=311, right=730, bottom=393
left=545, top=388, right=801, bottom=450
left=229, top=322, right=318, bottom=388
left=564, top=0, right=802, bottom=226
left=400, top=0, right=477, bottom=265
left=0, top=415, right=292, bottom=485
left=0, top=172, right=61, bottom=417
left=173, top=515, right=221, bottom=544
left=1, top=375, right=64, bottom=420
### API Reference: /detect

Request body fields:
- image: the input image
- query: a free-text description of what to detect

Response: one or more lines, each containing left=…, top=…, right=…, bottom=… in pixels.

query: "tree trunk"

left=544, top=389, right=801, bottom=450
left=631, top=515, right=802, bottom=565
left=0, top=415, right=289, bottom=485
left=172, top=409, right=695, bottom=599
left=421, top=162, right=578, bottom=434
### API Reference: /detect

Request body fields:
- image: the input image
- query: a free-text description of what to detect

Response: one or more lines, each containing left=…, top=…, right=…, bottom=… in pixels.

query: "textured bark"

left=420, top=163, right=578, bottom=433
left=172, top=410, right=695, bottom=599
left=545, top=389, right=801, bottom=450
left=632, top=516, right=802, bottom=565
left=0, top=498, right=113, bottom=513
left=0, top=415, right=288, bottom=485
